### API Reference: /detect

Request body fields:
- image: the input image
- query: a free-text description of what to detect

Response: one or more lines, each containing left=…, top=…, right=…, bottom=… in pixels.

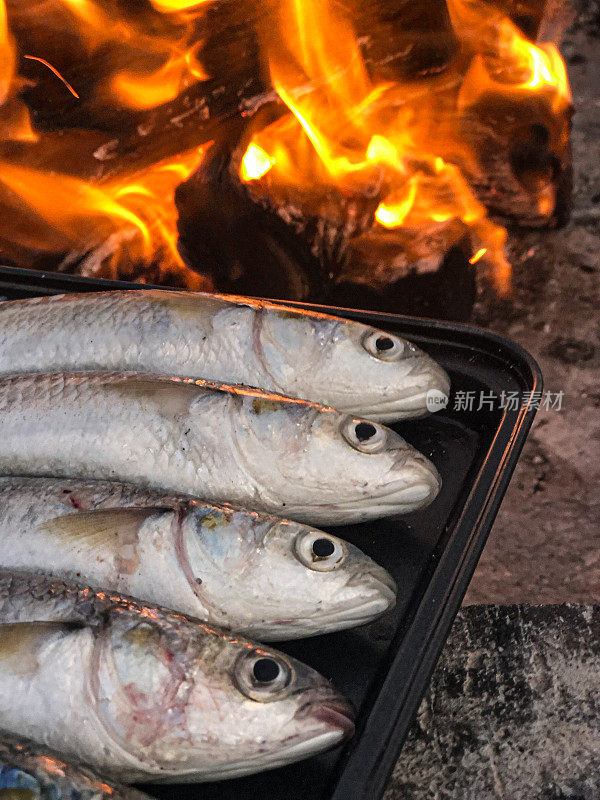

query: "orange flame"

left=237, top=0, right=571, bottom=293
left=240, top=143, right=273, bottom=182
left=109, top=44, right=206, bottom=110
left=448, top=1, right=571, bottom=114
left=11, top=0, right=210, bottom=110
left=0, top=0, right=572, bottom=294
left=0, top=145, right=209, bottom=285
left=0, top=0, right=215, bottom=284
left=150, top=0, right=209, bottom=10
left=0, top=0, right=15, bottom=105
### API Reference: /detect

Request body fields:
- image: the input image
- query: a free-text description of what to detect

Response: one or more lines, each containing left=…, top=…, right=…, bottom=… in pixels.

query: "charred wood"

left=177, top=141, right=476, bottom=319
left=10, top=0, right=571, bottom=231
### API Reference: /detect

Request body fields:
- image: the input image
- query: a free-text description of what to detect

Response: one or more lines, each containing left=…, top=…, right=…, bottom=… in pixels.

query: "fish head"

left=181, top=507, right=397, bottom=638
left=258, top=311, right=450, bottom=422
left=236, top=400, right=441, bottom=524
left=92, top=613, right=354, bottom=781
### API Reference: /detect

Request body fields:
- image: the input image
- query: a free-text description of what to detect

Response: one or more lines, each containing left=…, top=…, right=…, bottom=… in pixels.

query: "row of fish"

left=0, top=290, right=450, bottom=782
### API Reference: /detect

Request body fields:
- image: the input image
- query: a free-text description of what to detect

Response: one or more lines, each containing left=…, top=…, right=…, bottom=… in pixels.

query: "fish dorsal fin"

left=104, top=376, right=205, bottom=418
left=36, top=507, right=168, bottom=548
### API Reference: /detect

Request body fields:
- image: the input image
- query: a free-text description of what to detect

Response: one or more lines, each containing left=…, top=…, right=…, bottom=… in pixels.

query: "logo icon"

left=426, top=388, right=449, bottom=413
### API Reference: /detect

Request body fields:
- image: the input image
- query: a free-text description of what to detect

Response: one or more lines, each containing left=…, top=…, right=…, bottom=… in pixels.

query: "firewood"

left=175, top=140, right=478, bottom=319
left=11, top=0, right=571, bottom=232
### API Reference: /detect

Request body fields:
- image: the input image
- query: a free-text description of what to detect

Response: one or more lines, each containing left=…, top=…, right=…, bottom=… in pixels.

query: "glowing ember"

left=23, top=55, right=79, bottom=98
left=469, top=247, right=488, bottom=265
left=240, top=143, right=273, bottom=182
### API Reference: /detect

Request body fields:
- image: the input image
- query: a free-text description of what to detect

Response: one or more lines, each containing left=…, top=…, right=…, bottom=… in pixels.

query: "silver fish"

left=0, top=290, right=450, bottom=422
left=0, top=731, right=151, bottom=800
left=0, top=571, right=355, bottom=783
left=0, top=477, right=396, bottom=639
left=0, top=372, right=440, bottom=525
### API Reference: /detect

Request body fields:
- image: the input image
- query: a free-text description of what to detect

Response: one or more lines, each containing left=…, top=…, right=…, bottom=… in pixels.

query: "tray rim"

left=280, top=304, right=542, bottom=799
left=0, top=265, right=542, bottom=800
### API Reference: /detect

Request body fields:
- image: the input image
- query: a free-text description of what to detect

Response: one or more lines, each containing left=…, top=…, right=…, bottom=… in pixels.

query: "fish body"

left=0, top=290, right=450, bottom=422
left=0, top=731, right=150, bottom=800
left=0, top=372, right=440, bottom=524
left=0, top=477, right=396, bottom=639
left=0, top=571, right=355, bottom=783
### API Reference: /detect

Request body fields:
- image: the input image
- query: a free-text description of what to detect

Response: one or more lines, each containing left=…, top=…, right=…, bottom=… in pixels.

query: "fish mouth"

left=339, top=456, right=441, bottom=519
left=254, top=570, right=397, bottom=640
left=356, top=361, right=451, bottom=422
left=282, top=447, right=441, bottom=526
left=285, top=456, right=440, bottom=525
left=316, top=567, right=398, bottom=632
left=295, top=693, right=355, bottom=740
left=306, top=701, right=356, bottom=740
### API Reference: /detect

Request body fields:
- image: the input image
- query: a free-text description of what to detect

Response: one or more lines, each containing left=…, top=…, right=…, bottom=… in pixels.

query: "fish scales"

left=0, top=477, right=396, bottom=639
left=0, top=290, right=450, bottom=422
left=0, top=372, right=441, bottom=525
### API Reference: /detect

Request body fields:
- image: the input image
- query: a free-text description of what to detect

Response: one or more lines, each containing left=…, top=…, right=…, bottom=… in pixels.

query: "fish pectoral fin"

left=36, top=507, right=169, bottom=547
left=0, top=622, right=77, bottom=674
left=105, top=376, right=203, bottom=418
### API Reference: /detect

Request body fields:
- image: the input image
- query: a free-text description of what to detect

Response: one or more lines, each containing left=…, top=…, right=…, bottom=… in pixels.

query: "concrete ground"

left=464, top=4, right=600, bottom=606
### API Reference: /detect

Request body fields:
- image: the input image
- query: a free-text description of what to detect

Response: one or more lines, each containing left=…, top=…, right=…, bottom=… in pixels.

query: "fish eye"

left=234, top=650, right=293, bottom=702
left=342, top=417, right=388, bottom=453
left=362, top=330, right=405, bottom=361
left=294, top=530, right=346, bottom=572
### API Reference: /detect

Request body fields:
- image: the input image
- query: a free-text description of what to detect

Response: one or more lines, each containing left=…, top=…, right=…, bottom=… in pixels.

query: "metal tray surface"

left=0, top=266, right=542, bottom=800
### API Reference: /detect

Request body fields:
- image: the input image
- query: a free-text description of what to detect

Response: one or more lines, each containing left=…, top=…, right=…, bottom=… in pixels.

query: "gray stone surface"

left=384, top=605, right=600, bottom=800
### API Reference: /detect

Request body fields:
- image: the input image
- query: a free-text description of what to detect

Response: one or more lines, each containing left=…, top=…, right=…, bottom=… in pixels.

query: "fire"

left=0, top=0, right=14, bottom=104
left=0, top=0, right=214, bottom=284
left=7, top=0, right=209, bottom=110
left=0, top=144, right=210, bottom=286
left=0, top=0, right=572, bottom=294
left=240, top=143, right=273, bottom=182
left=237, top=0, right=572, bottom=293
left=150, top=0, right=209, bottom=10
left=109, top=45, right=206, bottom=110
left=448, top=1, right=571, bottom=114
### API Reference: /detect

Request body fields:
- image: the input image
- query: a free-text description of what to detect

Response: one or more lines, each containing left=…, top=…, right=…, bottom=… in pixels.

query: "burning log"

left=0, top=0, right=574, bottom=306
left=9, top=0, right=571, bottom=235
left=172, top=0, right=572, bottom=305
left=177, top=141, right=477, bottom=318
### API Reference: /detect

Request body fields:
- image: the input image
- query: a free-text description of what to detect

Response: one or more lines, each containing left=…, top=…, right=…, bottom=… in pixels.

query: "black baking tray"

left=0, top=265, right=542, bottom=800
